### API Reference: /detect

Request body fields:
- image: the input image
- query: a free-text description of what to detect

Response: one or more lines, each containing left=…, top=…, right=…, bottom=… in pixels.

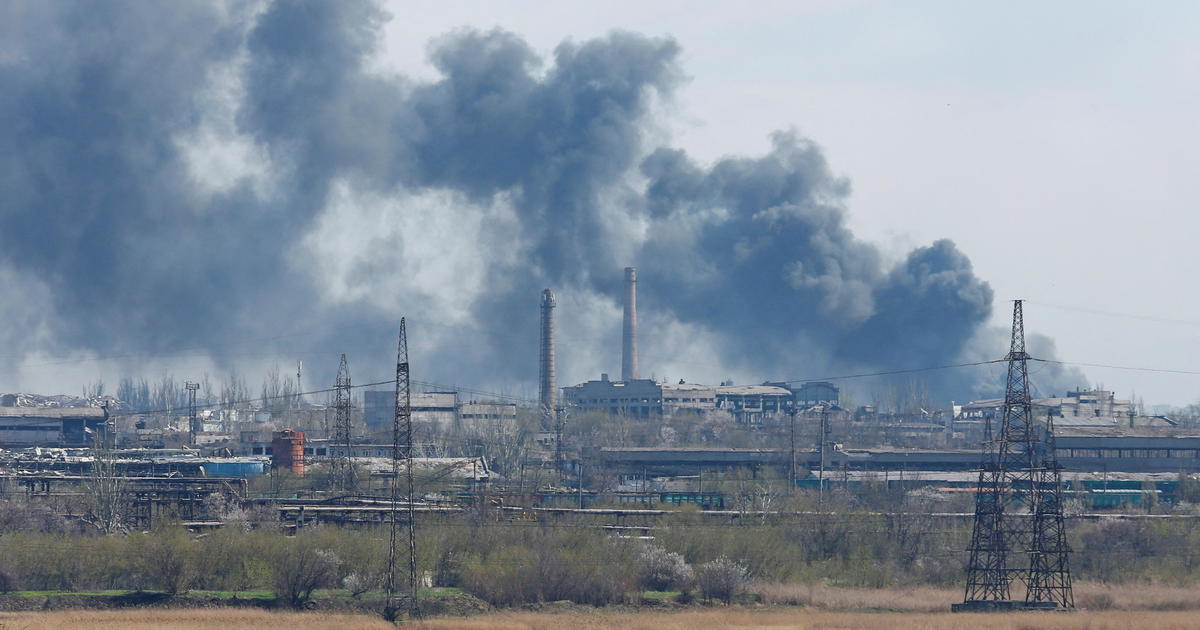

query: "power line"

left=1027, top=300, right=1200, bottom=329
left=1034, top=358, right=1200, bottom=377
left=776, top=360, right=1005, bottom=384
left=412, top=380, right=538, bottom=405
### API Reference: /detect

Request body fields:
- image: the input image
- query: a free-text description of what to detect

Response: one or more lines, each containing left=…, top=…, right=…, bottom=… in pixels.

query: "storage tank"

left=271, top=429, right=305, bottom=477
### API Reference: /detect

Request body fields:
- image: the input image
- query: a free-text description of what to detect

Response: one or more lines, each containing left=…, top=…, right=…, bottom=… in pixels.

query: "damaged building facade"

left=0, top=407, right=109, bottom=447
left=362, top=390, right=517, bottom=433
left=559, top=267, right=839, bottom=424
left=561, top=376, right=833, bottom=425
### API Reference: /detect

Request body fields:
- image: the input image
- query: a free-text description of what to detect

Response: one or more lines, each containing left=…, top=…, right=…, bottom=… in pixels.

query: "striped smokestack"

left=539, top=288, right=557, bottom=424
left=622, top=267, right=638, bottom=381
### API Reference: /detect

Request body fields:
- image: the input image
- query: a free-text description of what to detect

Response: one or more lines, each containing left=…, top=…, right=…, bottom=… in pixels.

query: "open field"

left=6, top=608, right=1194, bottom=630
left=750, top=582, right=1200, bottom=612
left=412, top=609, right=1200, bottom=630
left=2, top=606, right=1200, bottom=630
left=0, top=609, right=396, bottom=630
left=2, top=582, right=1200, bottom=629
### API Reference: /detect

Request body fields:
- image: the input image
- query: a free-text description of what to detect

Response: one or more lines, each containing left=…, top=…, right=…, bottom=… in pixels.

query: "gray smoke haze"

left=0, top=0, right=1082, bottom=401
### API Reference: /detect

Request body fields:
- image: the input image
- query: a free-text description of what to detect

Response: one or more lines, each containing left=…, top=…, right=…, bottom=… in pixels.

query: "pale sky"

left=376, top=0, right=1200, bottom=406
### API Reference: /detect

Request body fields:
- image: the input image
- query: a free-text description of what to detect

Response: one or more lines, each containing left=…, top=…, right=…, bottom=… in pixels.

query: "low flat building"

left=589, top=435, right=1200, bottom=475
left=565, top=377, right=840, bottom=424
left=459, top=401, right=518, bottom=422
left=364, top=390, right=514, bottom=432
left=0, top=407, right=108, bottom=447
left=562, top=376, right=716, bottom=418
left=366, top=389, right=445, bottom=430
left=959, top=388, right=1133, bottom=422
left=790, top=381, right=840, bottom=406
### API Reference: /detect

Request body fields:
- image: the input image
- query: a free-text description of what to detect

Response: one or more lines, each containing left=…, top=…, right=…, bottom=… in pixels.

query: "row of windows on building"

left=1059, top=448, right=1200, bottom=459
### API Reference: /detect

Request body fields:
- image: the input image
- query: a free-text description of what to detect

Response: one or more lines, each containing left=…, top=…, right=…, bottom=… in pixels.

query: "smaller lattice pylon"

left=332, top=354, right=355, bottom=491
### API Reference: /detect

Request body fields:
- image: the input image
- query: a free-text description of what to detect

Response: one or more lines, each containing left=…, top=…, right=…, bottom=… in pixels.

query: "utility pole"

left=296, top=360, right=303, bottom=406
left=553, top=406, right=566, bottom=483
left=386, top=318, right=418, bottom=620
left=818, top=405, right=829, bottom=506
left=333, top=355, right=354, bottom=491
left=185, top=381, right=200, bottom=446
left=958, top=300, right=1073, bottom=611
left=788, top=404, right=797, bottom=494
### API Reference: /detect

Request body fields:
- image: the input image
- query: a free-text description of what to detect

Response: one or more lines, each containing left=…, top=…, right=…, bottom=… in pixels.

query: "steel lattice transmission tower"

left=957, top=300, right=1073, bottom=612
left=386, top=318, right=418, bottom=620
left=332, top=354, right=355, bottom=491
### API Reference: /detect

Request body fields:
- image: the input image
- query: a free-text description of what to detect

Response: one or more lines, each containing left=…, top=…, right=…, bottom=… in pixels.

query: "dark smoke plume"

left=0, top=0, right=1079, bottom=401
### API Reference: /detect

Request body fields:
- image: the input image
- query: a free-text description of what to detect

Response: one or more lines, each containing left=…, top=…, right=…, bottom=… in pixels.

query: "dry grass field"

left=412, top=609, right=1200, bottom=630
left=750, top=582, right=1200, bottom=612
left=0, top=609, right=396, bottom=630
left=2, top=607, right=1200, bottom=630
left=3, top=582, right=1200, bottom=630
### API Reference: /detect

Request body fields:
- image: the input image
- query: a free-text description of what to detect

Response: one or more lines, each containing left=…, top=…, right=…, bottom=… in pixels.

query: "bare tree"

left=82, top=380, right=106, bottom=399
left=221, top=369, right=250, bottom=410
left=272, top=540, right=341, bottom=608
left=83, top=421, right=128, bottom=534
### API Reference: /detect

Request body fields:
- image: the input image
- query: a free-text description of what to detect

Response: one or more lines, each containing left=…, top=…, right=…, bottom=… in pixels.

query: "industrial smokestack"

left=622, top=267, right=638, bottom=381
left=539, top=288, right=557, bottom=425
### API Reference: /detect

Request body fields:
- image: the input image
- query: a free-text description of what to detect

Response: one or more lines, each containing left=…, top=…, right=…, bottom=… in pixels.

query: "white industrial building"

left=563, top=376, right=802, bottom=424
left=362, top=390, right=517, bottom=432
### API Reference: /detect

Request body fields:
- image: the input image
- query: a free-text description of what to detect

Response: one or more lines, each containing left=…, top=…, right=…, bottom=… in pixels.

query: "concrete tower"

left=539, top=289, right=557, bottom=424
left=621, top=267, right=638, bottom=381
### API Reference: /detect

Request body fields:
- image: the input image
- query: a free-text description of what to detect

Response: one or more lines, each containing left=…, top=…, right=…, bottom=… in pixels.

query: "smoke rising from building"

left=0, top=0, right=1080, bottom=400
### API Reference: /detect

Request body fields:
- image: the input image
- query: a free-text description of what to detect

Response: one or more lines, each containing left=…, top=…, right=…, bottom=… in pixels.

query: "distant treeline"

left=92, top=366, right=307, bottom=414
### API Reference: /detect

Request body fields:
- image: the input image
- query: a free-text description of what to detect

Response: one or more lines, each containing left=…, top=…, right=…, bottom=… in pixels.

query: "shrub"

left=433, top=550, right=464, bottom=587
left=636, top=544, right=694, bottom=592
left=0, top=566, right=17, bottom=593
left=459, top=532, right=636, bottom=607
left=271, top=540, right=341, bottom=608
left=462, top=547, right=540, bottom=607
left=135, top=526, right=196, bottom=594
left=342, top=571, right=381, bottom=598
left=696, top=556, right=748, bottom=604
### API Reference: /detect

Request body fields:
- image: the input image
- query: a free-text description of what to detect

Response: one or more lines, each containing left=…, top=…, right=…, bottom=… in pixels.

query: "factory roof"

left=1053, top=415, right=1175, bottom=428
left=659, top=382, right=715, bottom=391
left=0, top=407, right=106, bottom=418
left=715, top=385, right=791, bottom=396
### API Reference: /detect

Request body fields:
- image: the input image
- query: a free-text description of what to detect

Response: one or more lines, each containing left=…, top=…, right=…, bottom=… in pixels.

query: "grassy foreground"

left=2, top=608, right=1198, bottom=630
left=413, top=610, right=1200, bottom=630
left=0, top=609, right=395, bottom=629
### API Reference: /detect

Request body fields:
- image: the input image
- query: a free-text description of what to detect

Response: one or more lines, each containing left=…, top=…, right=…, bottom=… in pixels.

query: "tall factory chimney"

left=622, top=267, right=638, bottom=381
left=539, top=288, right=557, bottom=424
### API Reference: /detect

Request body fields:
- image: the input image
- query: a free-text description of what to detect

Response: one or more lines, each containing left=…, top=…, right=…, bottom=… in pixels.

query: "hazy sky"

left=2, top=1, right=1196, bottom=407
left=375, top=0, right=1200, bottom=405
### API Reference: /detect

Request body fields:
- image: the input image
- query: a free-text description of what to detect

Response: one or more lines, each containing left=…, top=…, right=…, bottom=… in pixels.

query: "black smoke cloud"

left=0, top=0, right=1077, bottom=401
